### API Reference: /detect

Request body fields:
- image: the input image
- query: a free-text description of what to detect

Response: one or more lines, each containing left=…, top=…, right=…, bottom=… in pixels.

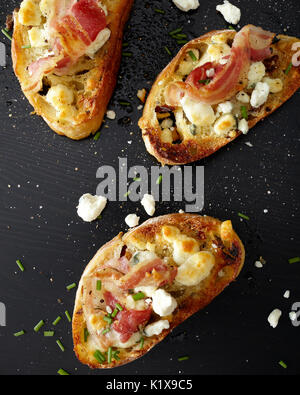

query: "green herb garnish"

left=154, top=8, right=165, bottom=14
left=288, top=257, right=300, bottom=264
left=238, top=212, right=250, bottom=220
left=279, top=360, right=287, bottom=369
left=44, top=331, right=54, bottom=337
left=124, top=190, right=131, bottom=197
left=241, top=106, right=248, bottom=120
left=133, top=177, right=141, bottom=182
left=34, top=320, right=44, bottom=332
left=116, top=303, right=123, bottom=311
left=107, top=347, right=113, bottom=364
left=119, top=101, right=131, bottom=106
left=93, top=131, right=101, bottom=141
left=178, top=356, right=189, bottom=361
left=66, top=283, right=76, bottom=291
left=140, top=337, right=144, bottom=349
left=14, top=330, right=25, bottom=337
left=102, top=327, right=110, bottom=335
left=94, top=349, right=106, bottom=363
left=111, top=308, right=118, bottom=318
left=84, top=328, right=89, bottom=342
left=188, top=50, right=197, bottom=62
left=112, top=350, right=120, bottom=361
left=169, top=28, right=183, bottom=36
left=57, top=368, right=69, bottom=375
left=16, top=259, right=25, bottom=272
left=96, top=280, right=102, bottom=291
left=132, top=292, right=145, bottom=301
left=56, top=339, right=65, bottom=352
left=198, top=79, right=211, bottom=85
left=156, top=175, right=163, bottom=185
left=122, top=52, right=132, bottom=57
left=65, top=310, right=71, bottom=322
left=1, top=28, right=12, bottom=41
left=103, top=316, right=113, bottom=325
left=164, top=46, right=171, bottom=56
left=285, top=62, right=293, bottom=75
left=22, top=44, right=31, bottom=49
left=52, top=316, right=61, bottom=326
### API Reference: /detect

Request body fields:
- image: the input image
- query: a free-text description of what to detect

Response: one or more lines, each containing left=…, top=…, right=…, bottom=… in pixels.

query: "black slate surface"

left=0, top=0, right=299, bottom=376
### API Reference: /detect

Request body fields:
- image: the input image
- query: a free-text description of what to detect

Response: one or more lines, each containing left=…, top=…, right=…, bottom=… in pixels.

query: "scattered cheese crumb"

left=144, top=320, right=170, bottom=337
left=216, top=1, right=241, bottom=25
left=238, top=119, right=249, bottom=134
left=250, top=82, right=270, bottom=108
left=106, top=110, right=116, bottom=120
left=267, top=309, right=282, bottom=328
left=172, top=0, right=200, bottom=12
left=137, top=88, right=147, bottom=103
left=125, top=214, right=140, bottom=228
left=141, top=194, right=156, bottom=216
left=254, top=261, right=263, bottom=268
left=77, top=194, right=107, bottom=222
left=289, top=312, right=297, bottom=321
left=283, top=290, right=290, bottom=299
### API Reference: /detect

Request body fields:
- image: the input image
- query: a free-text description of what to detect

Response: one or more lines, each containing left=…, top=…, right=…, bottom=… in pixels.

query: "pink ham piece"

left=104, top=291, right=152, bottom=343
left=165, top=25, right=275, bottom=106
left=102, top=256, right=130, bottom=274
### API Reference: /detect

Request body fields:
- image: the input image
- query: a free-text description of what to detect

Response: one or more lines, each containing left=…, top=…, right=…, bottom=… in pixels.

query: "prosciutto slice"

left=165, top=25, right=275, bottom=106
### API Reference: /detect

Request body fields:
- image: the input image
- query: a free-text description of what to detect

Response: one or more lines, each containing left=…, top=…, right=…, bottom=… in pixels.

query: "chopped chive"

left=228, top=26, right=235, bottom=30
left=198, top=79, right=211, bottom=85
left=285, top=62, right=293, bottom=75
left=156, top=175, right=163, bottom=185
left=133, top=177, right=141, bottom=182
left=288, top=257, right=300, bottom=264
left=279, top=360, right=287, bottom=369
left=124, top=190, right=131, bottom=198
left=169, top=27, right=183, bottom=36
left=154, top=8, right=165, bottom=14
left=96, top=280, right=102, bottom=291
left=34, top=320, right=44, bottom=332
left=238, top=212, right=250, bottom=220
left=140, top=337, right=144, bottom=349
left=56, top=339, right=65, bottom=352
left=188, top=50, right=197, bottom=62
left=93, top=131, right=101, bottom=141
left=107, top=347, right=113, bottom=364
left=122, top=52, right=132, bottom=57
left=14, top=330, right=25, bottom=337
left=94, top=349, right=106, bottom=363
left=66, top=283, right=76, bottom=291
left=111, top=308, right=118, bottom=318
left=103, top=316, right=113, bottom=325
left=16, top=259, right=25, bottom=272
left=102, top=327, right=110, bottom=335
left=52, top=316, right=61, bottom=326
left=178, top=356, right=189, bottom=361
left=164, top=46, right=171, bottom=56
left=132, top=291, right=145, bottom=301
left=57, top=368, right=69, bottom=375
left=1, top=28, right=12, bottom=41
left=119, top=101, right=131, bottom=106
left=116, top=303, right=123, bottom=311
left=177, top=40, right=188, bottom=45
left=84, top=327, right=89, bottom=342
left=22, top=44, right=31, bottom=49
left=65, top=310, right=71, bottom=322
left=44, top=331, right=54, bottom=337
left=122, top=42, right=129, bottom=47
left=173, top=33, right=187, bottom=39
left=241, top=105, right=248, bottom=120
left=113, top=350, right=120, bottom=361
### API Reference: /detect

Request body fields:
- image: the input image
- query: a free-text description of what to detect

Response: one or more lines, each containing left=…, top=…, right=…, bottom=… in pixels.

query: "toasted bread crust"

left=12, top=0, right=133, bottom=140
left=73, top=213, right=245, bottom=369
left=139, top=30, right=300, bottom=165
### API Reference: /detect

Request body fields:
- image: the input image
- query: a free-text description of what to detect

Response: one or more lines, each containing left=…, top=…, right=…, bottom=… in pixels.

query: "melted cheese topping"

left=46, top=84, right=77, bottom=121
left=176, top=251, right=215, bottom=286
left=19, top=0, right=42, bottom=26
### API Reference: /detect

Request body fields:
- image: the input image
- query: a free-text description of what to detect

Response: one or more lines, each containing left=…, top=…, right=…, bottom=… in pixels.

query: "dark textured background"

left=0, top=0, right=299, bottom=376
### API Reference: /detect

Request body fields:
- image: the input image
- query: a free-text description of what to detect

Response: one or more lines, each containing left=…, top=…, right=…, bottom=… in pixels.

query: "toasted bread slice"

left=12, top=0, right=133, bottom=140
left=139, top=28, right=300, bottom=165
left=73, top=213, right=245, bottom=369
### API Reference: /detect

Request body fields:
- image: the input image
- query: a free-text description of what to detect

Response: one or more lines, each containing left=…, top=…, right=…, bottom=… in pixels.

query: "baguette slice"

left=139, top=27, right=300, bottom=165
left=73, top=213, right=245, bottom=369
left=12, top=0, right=133, bottom=140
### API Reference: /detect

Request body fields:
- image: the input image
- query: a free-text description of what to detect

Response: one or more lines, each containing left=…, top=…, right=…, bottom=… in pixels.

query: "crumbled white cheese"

left=289, top=312, right=297, bottom=321
left=214, top=114, right=236, bottom=136
left=179, top=209, right=185, bottom=213
left=180, top=96, right=215, bottom=127
left=283, top=290, right=290, bottom=299
left=262, top=77, right=283, bottom=93
left=216, top=1, right=241, bottom=25
left=134, top=286, right=157, bottom=297
left=254, top=261, right=263, bottom=268
left=268, top=309, right=282, bottom=328
left=238, top=118, right=249, bottom=135
left=77, top=193, right=107, bottom=222
left=125, top=214, right=140, bottom=228
left=247, top=62, right=266, bottom=88
left=176, top=251, right=215, bottom=286
left=106, top=110, right=116, bottom=120
left=141, top=194, right=155, bottom=216
left=236, top=91, right=250, bottom=103
left=152, top=289, right=178, bottom=317
left=217, top=101, right=233, bottom=114
left=161, top=118, right=173, bottom=129
left=144, top=320, right=170, bottom=337
left=250, top=82, right=270, bottom=108
left=206, top=68, right=215, bottom=78
left=172, top=0, right=200, bottom=12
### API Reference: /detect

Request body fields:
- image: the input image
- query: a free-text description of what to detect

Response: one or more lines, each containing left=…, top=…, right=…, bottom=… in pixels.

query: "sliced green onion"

left=119, top=101, right=131, bottom=106
left=14, top=330, right=25, bottom=337
left=22, top=44, right=31, bottom=49
left=238, top=212, right=250, bottom=220
left=285, top=62, right=293, bottom=75
left=56, top=339, right=65, bottom=352
left=228, top=26, right=235, bottom=30
left=164, top=46, right=171, bottom=56
left=52, top=316, right=61, bottom=326
left=124, top=190, right=131, bottom=197
left=198, top=79, right=211, bottom=85
left=116, top=303, right=123, bottom=311
left=156, top=175, right=163, bottom=185
left=34, top=320, right=44, bottom=332
left=44, top=331, right=54, bottom=337
left=96, top=280, right=102, bottom=291
left=66, top=283, right=76, bottom=291
left=107, top=347, right=113, bottom=364
left=188, top=50, right=197, bottom=62
left=177, top=40, right=188, bottom=45
left=132, top=291, right=145, bottom=301
left=279, top=360, right=287, bottom=369
left=112, top=350, right=120, bottom=361
left=122, top=52, right=132, bottom=57
left=1, top=28, right=12, bottom=41
left=154, top=8, right=165, bottom=14
left=65, top=310, right=71, bottom=322
left=84, top=327, right=89, bottom=342
left=241, top=105, right=248, bottom=120
left=122, top=42, right=129, bottom=48
left=16, top=259, right=25, bottom=272
left=57, top=368, right=69, bottom=375
left=133, top=177, right=141, bottom=182
left=140, top=337, right=144, bottom=349
left=94, top=349, right=106, bottom=363
left=93, top=131, right=101, bottom=141
left=174, top=33, right=187, bottom=39
left=288, top=257, right=300, bottom=264
left=111, top=308, right=118, bottom=318
left=103, top=316, right=113, bottom=325
left=178, top=356, right=189, bottom=361
left=102, top=327, right=110, bottom=335
left=169, top=27, right=183, bottom=36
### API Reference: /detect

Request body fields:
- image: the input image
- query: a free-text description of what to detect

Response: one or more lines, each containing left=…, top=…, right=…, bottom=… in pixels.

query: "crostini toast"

left=139, top=26, right=300, bottom=165
left=12, top=0, right=133, bottom=139
left=73, top=213, right=245, bottom=368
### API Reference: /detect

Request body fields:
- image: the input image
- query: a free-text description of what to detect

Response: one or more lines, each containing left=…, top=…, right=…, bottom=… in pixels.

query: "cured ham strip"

left=165, top=25, right=274, bottom=106
left=25, top=54, right=62, bottom=92
left=118, top=258, right=177, bottom=290
left=102, top=256, right=130, bottom=274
